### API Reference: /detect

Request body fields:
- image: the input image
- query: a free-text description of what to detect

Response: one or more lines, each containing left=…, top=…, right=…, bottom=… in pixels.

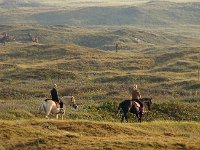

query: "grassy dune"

left=0, top=120, right=199, bottom=150
left=0, top=1, right=200, bottom=26
left=0, top=1, right=199, bottom=149
left=0, top=43, right=199, bottom=101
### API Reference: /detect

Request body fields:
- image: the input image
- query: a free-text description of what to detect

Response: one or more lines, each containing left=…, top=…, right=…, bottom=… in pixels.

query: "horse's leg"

left=125, top=112, right=128, bottom=122
left=121, top=111, right=127, bottom=123
left=121, top=113, right=124, bottom=123
left=135, top=112, right=140, bottom=122
left=45, top=105, right=52, bottom=119
left=138, top=112, right=142, bottom=123
left=56, top=114, right=58, bottom=119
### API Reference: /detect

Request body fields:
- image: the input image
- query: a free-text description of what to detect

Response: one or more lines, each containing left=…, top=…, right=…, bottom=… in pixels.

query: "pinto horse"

left=38, top=96, right=78, bottom=120
left=117, top=98, right=152, bottom=123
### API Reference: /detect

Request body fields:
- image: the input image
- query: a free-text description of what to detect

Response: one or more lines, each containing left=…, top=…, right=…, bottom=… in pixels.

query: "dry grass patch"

left=0, top=120, right=200, bottom=150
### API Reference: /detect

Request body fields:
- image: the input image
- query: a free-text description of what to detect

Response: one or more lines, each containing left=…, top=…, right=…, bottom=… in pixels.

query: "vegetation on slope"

left=0, top=120, right=200, bottom=150
left=0, top=1, right=199, bottom=149
left=0, top=42, right=199, bottom=122
left=0, top=1, right=200, bottom=26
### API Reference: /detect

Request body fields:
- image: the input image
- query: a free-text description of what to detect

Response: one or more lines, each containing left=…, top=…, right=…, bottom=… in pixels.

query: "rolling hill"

left=0, top=120, right=200, bottom=150
left=0, top=1, right=200, bottom=26
left=0, top=0, right=200, bottom=149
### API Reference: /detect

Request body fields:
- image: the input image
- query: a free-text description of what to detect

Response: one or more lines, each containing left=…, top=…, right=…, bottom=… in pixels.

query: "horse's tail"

left=117, top=103, right=122, bottom=116
left=38, top=103, right=44, bottom=113
left=38, top=101, right=47, bottom=114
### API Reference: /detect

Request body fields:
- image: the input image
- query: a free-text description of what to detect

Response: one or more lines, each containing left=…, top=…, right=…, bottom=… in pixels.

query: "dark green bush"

left=96, top=101, right=118, bottom=112
left=146, top=102, right=200, bottom=121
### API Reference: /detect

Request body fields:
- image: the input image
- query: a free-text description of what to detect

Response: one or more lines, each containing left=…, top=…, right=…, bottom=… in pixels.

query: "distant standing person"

left=129, top=84, right=144, bottom=114
left=50, top=84, right=64, bottom=113
left=115, top=43, right=119, bottom=52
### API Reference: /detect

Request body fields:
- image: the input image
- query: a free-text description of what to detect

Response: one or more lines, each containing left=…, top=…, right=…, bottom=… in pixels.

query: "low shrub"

left=147, top=102, right=200, bottom=121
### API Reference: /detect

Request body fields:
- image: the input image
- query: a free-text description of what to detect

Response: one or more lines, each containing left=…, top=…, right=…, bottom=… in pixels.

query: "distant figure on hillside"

left=7, top=35, right=16, bottom=42
left=50, top=84, right=64, bottom=113
left=0, top=32, right=16, bottom=46
left=0, top=35, right=8, bottom=46
left=0, top=32, right=8, bottom=46
left=115, top=43, right=119, bottom=52
left=129, top=84, right=144, bottom=114
left=32, top=36, right=39, bottom=43
left=28, top=33, right=39, bottom=43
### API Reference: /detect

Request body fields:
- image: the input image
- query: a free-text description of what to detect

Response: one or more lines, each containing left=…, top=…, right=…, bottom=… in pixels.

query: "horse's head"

left=70, top=96, right=78, bottom=109
left=62, top=96, right=78, bottom=109
left=139, top=98, right=152, bottom=111
left=142, top=98, right=152, bottom=111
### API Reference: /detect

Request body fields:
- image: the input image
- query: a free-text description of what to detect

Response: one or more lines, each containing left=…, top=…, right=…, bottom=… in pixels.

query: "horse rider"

left=129, top=84, right=144, bottom=114
left=50, top=84, right=64, bottom=113
left=0, top=33, right=8, bottom=46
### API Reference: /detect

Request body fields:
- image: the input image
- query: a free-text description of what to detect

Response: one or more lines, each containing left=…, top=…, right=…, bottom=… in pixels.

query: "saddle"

left=55, top=102, right=60, bottom=108
left=131, top=100, right=140, bottom=108
left=131, top=100, right=145, bottom=114
left=45, top=99, right=60, bottom=108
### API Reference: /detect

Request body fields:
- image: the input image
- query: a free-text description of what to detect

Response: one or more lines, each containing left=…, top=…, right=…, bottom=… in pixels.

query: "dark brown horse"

left=117, top=98, right=152, bottom=123
left=0, top=35, right=8, bottom=46
left=0, top=33, right=15, bottom=46
left=0, top=33, right=8, bottom=46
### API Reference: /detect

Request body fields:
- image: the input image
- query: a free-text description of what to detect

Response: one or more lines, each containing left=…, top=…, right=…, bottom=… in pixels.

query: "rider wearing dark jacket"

left=50, top=84, right=63, bottom=111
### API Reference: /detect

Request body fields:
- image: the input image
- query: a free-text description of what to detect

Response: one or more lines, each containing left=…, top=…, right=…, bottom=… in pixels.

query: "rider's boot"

left=59, top=108, right=64, bottom=113
left=140, top=107, right=145, bottom=114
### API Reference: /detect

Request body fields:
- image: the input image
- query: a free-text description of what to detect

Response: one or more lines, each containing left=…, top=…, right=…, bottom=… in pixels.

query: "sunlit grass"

left=0, top=16, right=199, bottom=149
left=0, top=119, right=199, bottom=149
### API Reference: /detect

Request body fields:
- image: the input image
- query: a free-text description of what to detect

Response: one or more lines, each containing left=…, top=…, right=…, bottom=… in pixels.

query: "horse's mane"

left=62, top=96, right=75, bottom=103
left=45, top=98, right=52, bottom=102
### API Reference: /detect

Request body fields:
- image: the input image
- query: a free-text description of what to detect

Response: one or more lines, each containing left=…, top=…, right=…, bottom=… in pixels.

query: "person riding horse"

left=50, top=84, right=64, bottom=113
left=129, top=84, right=144, bottom=114
left=0, top=33, right=8, bottom=46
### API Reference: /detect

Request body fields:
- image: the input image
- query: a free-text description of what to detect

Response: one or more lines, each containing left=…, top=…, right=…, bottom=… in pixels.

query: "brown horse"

left=117, top=98, right=152, bottom=123
left=28, top=33, right=39, bottom=43
left=7, top=35, right=16, bottom=42
left=32, top=36, right=38, bottom=43
left=0, top=36, right=8, bottom=46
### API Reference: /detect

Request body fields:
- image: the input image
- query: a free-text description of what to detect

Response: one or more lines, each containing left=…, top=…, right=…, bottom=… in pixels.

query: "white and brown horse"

left=38, top=96, right=78, bottom=120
